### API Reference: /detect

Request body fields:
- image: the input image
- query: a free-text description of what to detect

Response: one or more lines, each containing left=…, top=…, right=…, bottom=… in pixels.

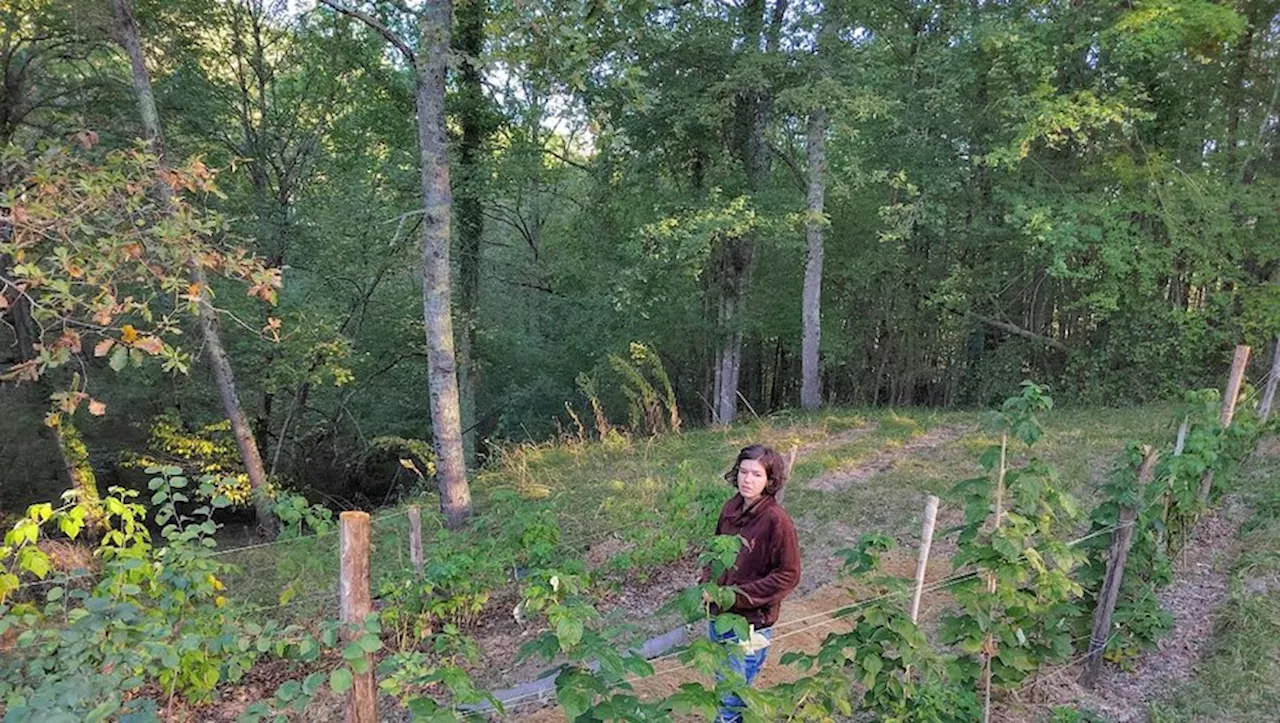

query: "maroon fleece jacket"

left=704, top=494, right=801, bottom=628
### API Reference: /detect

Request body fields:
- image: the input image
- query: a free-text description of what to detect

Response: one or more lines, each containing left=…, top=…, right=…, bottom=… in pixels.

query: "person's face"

left=737, top=459, right=768, bottom=502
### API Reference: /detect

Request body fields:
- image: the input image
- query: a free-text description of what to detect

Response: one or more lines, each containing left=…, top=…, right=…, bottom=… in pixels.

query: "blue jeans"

left=708, top=620, right=772, bottom=723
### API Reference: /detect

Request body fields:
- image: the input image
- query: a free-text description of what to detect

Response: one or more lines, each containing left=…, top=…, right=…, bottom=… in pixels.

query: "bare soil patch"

left=519, top=547, right=961, bottom=722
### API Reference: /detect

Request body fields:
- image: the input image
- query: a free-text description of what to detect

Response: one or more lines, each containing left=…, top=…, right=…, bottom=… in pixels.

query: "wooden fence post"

left=909, top=495, right=939, bottom=623
left=1198, top=345, right=1250, bottom=506
left=408, top=505, right=425, bottom=579
left=982, top=433, right=1008, bottom=723
left=1158, top=415, right=1191, bottom=552
left=1262, top=337, right=1280, bottom=423
left=1083, top=447, right=1159, bottom=688
left=778, top=445, right=798, bottom=507
left=340, top=511, right=377, bottom=723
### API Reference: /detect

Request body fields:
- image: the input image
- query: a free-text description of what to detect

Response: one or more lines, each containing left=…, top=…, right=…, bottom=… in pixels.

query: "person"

left=702, top=444, right=802, bottom=723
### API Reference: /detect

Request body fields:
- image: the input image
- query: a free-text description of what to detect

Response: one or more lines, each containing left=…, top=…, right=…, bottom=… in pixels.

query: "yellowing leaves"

left=2, top=141, right=279, bottom=389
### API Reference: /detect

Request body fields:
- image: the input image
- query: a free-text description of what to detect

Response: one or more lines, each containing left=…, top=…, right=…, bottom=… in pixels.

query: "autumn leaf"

left=57, top=392, right=83, bottom=414
left=94, top=338, right=115, bottom=357
left=136, top=336, right=164, bottom=355
left=120, top=325, right=139, bottom=344
left=88, top=399, right=106, bottom=416
left=58, top=330, right=82, bottom=354
left=263, top=316, right=282, bottom=342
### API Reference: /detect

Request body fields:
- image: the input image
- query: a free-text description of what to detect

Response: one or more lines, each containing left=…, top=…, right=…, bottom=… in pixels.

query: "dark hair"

left=724, top=444, right=787, bottom=497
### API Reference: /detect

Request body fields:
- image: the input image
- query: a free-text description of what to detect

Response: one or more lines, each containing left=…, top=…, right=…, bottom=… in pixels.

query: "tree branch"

left=542, top=146, right=592, bottom=172
left=317, top=0, right=415, bottom=63
left=769, top=138, right=807, bottom=192
left=949, top=307, right=1070, bottom=352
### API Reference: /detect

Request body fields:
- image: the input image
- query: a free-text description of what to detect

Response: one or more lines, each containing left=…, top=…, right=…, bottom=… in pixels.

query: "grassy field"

left=217, top=401, right=1186, bottom=641
left=189, top=399, right=1280, bottom=721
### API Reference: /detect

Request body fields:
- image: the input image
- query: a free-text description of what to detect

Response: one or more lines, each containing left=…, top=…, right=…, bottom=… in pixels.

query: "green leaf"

left=329, top=667, right=353, bottom=694
left=556, top=682, right=591, bottom=720
left=84, top=698, right=120, bottom=723
left=860, top=653, right=884, bottom=688
left=57, top=515, right=83, bottom=540
left=302, top=672, right=326, bottom=696
left=276, top=680, right=301, bottom=702
left=107, top=345, right=129, bottom=372
left=556, top=618, right=585, bottom=652
left=358, top=633, right=382, bottom=653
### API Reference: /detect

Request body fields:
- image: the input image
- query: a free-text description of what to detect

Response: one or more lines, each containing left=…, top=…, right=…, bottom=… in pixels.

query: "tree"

left=712, top=0, right=788, bottom=425
left=800, top=106, right=827, bottom=410
left=318, top=0, right=472, bottom=527
left=110, top=0, right=280, bottom=536
left=0, top=140, right=279, bottom=518
left=454, top=0, right=499, bottom=466
left=799, top=4, right=835, bottom=411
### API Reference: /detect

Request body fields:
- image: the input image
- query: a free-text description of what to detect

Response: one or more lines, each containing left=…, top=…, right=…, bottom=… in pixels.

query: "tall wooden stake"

left=1262, top=337, right=1280, bottom=422
left=778, top=445, right=798, bottom=507
left=1083, top=447, right=1159, bottom=687
left=909, top=495, right=940, bottom=623
left=1159, top=415, right=1190, bottom=552
left=408, top=505, right=425, bottom=579
left=340, top=511, right=376, bottom=723
left=982, top=433, right=1008, bottom=723
left=1199, top=345, right=1251, bottom=506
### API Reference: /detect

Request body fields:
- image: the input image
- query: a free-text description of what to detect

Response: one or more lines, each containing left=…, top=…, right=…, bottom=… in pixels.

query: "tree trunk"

left=111, top=0, right=277, bottom=536
left=416, top=0, right=472, bottom=528
left=454, top=0, right=488, bottom=468
left=1225, top=2, right=1259, bottom=170
left=715, top=0, right=775, bottom=426
left=800, top=109, right=827, bottom=410
left=55, top=422, right=102, bottom=528
left=714, top=295, right=734, bottom=424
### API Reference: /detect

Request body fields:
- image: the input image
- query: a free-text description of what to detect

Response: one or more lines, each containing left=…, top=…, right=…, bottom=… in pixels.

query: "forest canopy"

left=2, top=0, right=1277, bottom=513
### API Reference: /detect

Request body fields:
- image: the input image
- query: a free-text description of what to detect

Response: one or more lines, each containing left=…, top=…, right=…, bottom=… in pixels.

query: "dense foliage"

left=3, top=0, right=1278, bottom=511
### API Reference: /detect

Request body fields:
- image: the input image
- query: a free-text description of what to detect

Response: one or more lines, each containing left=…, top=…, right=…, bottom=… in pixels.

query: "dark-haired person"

left=703, top=444, right=802, bottom=723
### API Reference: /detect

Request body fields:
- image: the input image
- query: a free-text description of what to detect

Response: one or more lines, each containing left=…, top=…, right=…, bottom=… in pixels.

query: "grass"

left=1146, top=449, right=1280, bottom=723
left=215, top=402, right=1186, bottom=630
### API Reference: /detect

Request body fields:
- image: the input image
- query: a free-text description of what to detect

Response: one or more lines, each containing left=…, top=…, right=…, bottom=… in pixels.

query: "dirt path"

left=790, top=420, right=880, bottom=456
left=1000, top=497, right=1249, bottom=722
left=808, top=424, right=974, bottom=492
left=513, top=494, right=1254, bottom=723
left=518, top=547, right=960, bottom=722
